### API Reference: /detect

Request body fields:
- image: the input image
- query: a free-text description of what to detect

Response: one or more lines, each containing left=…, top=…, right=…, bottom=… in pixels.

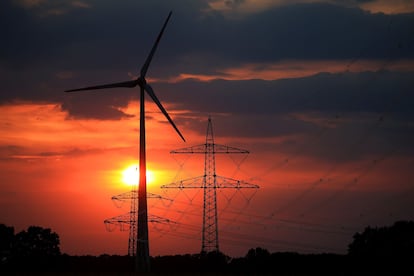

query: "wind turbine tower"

left=65, top=11, right=184, bottom=272
left=162, top=117, right=259, bottom=253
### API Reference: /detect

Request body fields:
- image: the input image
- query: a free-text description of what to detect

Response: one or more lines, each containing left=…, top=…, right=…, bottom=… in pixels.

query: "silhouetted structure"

left=0, top=224, right=14, bottom=262
left=1, top=224, right=61, bottom=271
left=349, top=220, right=414, bottom=257
left=104, top=191, right=172, bottom=256
left=65, top=11, right=184, bottom=272
left=13, top=226, right=60, bottom=257
left=162, top=117, right=259, bottom=253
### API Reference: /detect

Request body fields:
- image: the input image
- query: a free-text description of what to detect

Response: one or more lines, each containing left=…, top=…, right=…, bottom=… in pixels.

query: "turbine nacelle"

left=136, top=76, right=147, bottom=87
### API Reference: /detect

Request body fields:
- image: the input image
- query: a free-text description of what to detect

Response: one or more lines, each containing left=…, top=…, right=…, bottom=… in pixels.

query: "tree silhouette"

left=0, top=224, right=14, bottom=261
left=348, top=220, right=414, bottom=258
left=13, top=226, right=61, bottom=257
left=246, top=247, right=271, bottom=260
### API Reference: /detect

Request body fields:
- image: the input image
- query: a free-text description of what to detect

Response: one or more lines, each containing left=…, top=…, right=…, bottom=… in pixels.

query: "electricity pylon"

left=104, top=190, right=173, bottom=256
left=161, top=117, right=259, bottom=253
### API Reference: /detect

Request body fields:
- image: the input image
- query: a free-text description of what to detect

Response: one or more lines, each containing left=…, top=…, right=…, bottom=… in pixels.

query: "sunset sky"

left=1, top=0, right=414, bottom=257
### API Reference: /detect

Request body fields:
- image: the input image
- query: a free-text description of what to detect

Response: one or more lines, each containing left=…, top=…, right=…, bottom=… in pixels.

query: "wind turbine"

left=65, top=11, right=184, bottom=272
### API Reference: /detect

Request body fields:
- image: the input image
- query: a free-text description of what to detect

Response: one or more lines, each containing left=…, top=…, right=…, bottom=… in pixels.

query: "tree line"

left=1, top=220, right=413, bottom=274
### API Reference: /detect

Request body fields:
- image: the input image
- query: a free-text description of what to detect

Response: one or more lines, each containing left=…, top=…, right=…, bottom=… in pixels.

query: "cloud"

left=2, top=1, right=413, bottom=70
left=14, top=0, right=47, bottom=7
left=153, top=70, right=414, bottom=162
left=14, top=0, right=91, bottom=16
left=61, top=92, right=136, bottom=120
left=358, top=0, right=414, bottom=14
left=159, top=71, right=414, bottom=116
left=207, top=0, right=414, bottom=15
left=1, top=1, right=413, bottom=128
left=164, top=59, right=414, bottom=82
left=71, top=1, right=90, bottom=9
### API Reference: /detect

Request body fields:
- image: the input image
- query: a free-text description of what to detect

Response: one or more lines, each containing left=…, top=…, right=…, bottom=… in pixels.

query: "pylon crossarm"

left=112, top=191, right=163, bottom=202
left=213, top=143, right=249, bottom=154
left=170, top=144, right=206, bottom=154
left=112, top=191, right=137, bottom=202
left=171, top=143, right=249, bottom=154
left=148, top=214, right=174, bottom=224
left=104, top=212, right=133, bottom=224
left=148, top=193, right=163, bottom=199
left=104, top=212, right=135, bottom=232
left=104, top=212, right=173, bottom=228
left=216, top=175, right=260, bottom=189
left=161, top=176, right=205, bottom=189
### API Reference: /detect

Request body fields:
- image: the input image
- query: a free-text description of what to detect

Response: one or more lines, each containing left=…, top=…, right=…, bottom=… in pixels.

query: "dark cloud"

left=0, top=145, right=25, bottom=161
left=0, top=1, right=37, bottom=67
left=61, top=98, right=133, bottom=120
left=158, top=70, right=414, bottom=161
left=159, top=71, right=414, bottom=116
left=2, top=1, right=413, bottom=70
left=332, top=0, right=375, bottom=4
left=224, top=0, right=245, bottom=8
left=1, top=0, right=413, bottom=128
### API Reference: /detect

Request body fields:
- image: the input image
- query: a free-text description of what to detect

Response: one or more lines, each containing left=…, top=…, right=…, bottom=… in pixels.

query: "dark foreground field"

left=1, top=252, right=412, bottom=276
left=2, top=221, right=413, bottom=275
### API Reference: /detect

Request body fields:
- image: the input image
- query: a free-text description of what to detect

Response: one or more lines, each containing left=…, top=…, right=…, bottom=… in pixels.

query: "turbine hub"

left=137, top=76, right=146, bottom=87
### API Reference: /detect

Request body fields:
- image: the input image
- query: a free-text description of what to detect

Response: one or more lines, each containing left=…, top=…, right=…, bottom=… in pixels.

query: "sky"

left=1, top=0, right=414, bottom=257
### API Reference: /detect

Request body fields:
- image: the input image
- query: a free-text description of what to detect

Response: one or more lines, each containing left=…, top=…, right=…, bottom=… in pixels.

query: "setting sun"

left=122, top=164, right=154, bottom=186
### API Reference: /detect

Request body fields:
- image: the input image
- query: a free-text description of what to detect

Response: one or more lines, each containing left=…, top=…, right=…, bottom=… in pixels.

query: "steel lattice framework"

left=162, top=117, right=259, bottom=253
left=104, top=190, right=172, bottom=256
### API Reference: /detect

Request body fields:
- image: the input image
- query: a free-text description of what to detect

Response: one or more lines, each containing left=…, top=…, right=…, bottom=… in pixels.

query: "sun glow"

left=122, top=164, right=154, bottom=186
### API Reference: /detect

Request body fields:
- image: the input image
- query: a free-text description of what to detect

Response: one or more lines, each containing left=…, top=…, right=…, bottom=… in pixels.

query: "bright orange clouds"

left=163, top=59, right=414, bottom=83
left=359, top=0, right=414, bottom=14
left=207, top=0, right=414, bottom=15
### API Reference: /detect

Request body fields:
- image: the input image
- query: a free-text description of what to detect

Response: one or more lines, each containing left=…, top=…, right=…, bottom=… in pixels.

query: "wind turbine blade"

left=144, top=83, right=185, bottom=142
left=65, top=80, right=137, bottom=92
left=140, top=11, right=172, bottom=78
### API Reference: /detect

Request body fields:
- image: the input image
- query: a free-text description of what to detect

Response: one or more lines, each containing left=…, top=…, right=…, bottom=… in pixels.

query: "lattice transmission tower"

left=162, top=117, right=259, bottom=253
left=104, top=188, right=172, bottom=256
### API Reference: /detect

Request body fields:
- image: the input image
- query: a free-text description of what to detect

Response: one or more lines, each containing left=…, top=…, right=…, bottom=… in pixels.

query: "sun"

left=122, top=164, right=154, bottom=186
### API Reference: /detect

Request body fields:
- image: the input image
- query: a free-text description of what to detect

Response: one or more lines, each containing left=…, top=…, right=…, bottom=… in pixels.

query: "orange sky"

left=1, top=99, right=412, bottom=256
left=0, top=101, right=191, bottom=254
